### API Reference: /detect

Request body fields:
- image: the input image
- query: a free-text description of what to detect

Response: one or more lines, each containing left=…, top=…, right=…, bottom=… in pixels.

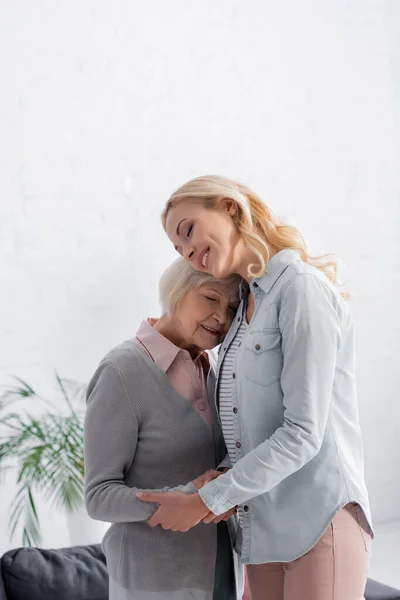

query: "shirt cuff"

left=198, top=478, right=234, bottom=516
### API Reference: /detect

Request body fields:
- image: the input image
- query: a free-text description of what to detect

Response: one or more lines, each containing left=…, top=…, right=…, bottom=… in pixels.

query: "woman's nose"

left=214, top=308, right=227, bottom=324
left=183, top=247, right=195, bottom=261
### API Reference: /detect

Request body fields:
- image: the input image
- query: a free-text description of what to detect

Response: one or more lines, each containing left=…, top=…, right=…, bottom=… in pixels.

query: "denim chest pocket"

left=243, top=330, right=283, bottom=387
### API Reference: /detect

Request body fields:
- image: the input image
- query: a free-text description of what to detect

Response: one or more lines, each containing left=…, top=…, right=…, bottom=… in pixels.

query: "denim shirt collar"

left=251, top=248, right=301, bottom=295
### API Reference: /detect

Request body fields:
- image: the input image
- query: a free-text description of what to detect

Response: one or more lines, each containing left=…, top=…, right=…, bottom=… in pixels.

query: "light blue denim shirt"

left=199, top=248, right=373, bottom=564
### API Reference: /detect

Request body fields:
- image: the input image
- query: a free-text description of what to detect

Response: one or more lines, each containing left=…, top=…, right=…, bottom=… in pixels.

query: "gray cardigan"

left=84, top=341, right=243, bottom=600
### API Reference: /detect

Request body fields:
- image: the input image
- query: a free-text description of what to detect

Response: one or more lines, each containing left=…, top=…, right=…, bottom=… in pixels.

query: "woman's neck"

left=236, top=244, right=276, bottom=283
left=153, top=316, right=201, bottom=359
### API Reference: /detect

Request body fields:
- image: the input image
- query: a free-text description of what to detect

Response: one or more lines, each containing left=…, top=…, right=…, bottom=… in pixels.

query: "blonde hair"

left=162, top=175, right=351, bottom=299
left=159, top=257, right=242, bottom=315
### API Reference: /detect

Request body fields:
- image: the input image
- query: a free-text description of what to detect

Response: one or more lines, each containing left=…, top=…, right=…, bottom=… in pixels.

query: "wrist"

left=193, top=492, right=209, bottom=516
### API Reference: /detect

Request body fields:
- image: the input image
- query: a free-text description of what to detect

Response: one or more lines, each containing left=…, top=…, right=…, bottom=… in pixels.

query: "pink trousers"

left=242, top=504, right=372, bottom=600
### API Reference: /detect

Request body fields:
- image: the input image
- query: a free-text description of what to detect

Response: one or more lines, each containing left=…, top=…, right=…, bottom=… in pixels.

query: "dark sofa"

left=0, top=543, right=399, bottom=600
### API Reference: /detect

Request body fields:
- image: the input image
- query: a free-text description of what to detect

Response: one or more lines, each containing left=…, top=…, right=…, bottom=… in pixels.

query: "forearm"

left=85, top=480, right=197, bottom=522
left=198, top=422, right=320, bottom=514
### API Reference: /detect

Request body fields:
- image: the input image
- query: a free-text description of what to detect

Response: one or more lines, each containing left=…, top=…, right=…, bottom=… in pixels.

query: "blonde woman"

left=138, top=175, right=373, bottom=600
left=84, top=257, right=245, bottom=600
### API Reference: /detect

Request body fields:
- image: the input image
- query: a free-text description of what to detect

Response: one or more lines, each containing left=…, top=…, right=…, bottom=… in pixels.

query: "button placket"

left=232, top=337, right=243, bottom=463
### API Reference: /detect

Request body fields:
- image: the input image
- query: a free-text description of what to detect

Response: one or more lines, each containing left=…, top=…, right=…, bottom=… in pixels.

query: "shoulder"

left=276, top=264, right=349, bottom=330
left=88, top=340, right=154, bottom=392
left=102, top=339, right=147, bottom=370
left=86, top=341, right=158, bottom=419
left=283, top=261, right=345, bottom=306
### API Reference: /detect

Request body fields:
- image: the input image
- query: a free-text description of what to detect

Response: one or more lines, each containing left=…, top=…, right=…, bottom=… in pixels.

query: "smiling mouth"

left=200, top=324, right=221, bottom=336
left=199, top=247, right=210, bottom=269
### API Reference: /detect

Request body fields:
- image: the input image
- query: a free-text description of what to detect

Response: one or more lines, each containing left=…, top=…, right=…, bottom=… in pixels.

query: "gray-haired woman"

left=83, top=258, right=244, bottom=600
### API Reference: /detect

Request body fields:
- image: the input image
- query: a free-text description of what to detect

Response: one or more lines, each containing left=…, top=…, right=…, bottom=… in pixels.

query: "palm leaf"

left=9, top=484, right=41, bottom=546
left=0, top=377, right=55, bottom=412
left=0, top=372, right=86, bottom=546
left=54, top=371, right=78, bottom=418
left=10, top=377, right=36, bottom=397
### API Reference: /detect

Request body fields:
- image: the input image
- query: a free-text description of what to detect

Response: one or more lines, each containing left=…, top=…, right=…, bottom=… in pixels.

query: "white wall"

left=1, top=0, right=399, bottom=554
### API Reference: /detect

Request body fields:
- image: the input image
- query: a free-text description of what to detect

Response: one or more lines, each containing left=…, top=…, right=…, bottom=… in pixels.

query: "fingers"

left=192, top=469, right=221, bottom=490
left=212, top=515, right=225, bottom=524
left=148, top=512, right=190, bottom=532
left=202, top=512, right=217, bottom=524
left=137, top=492, right=166, bottom=503
left=215, top=508, right=236, bottom=523
left=148, top=508, right=163, bottom=527
left=202, top=507, right=237, bottom=524
left=221, top=508, right=237, bottom=521
left=203, top=475, right=217, bottom=484
left=202, top=470, right=221, bottom=483
left=148, top=508, right=175, bottom=530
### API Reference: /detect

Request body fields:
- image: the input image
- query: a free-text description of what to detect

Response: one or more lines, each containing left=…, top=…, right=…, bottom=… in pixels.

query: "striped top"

left=219, top=319, right=247, bottom=524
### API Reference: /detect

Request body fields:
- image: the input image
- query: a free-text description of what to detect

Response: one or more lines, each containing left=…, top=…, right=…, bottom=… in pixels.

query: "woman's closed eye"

left=186, top=224, right=193, bottom=239
left=206, top=296, right=218, bottom=303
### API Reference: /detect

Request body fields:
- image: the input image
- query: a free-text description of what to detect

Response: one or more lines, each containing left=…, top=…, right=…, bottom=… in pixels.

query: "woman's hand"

left=202, top=507, right=238, bottom=524
left=191, top=469, right=222, bottom=491
left=137, top=491, right=209, bottom=531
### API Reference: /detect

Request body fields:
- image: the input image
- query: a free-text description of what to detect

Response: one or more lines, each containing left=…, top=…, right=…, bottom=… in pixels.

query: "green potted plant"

left=0, top=373, right=86, bottom=546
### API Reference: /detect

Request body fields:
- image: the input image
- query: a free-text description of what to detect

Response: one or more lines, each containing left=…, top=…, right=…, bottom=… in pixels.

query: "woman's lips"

left=198, top=247, right=210, bottom=270
left=200, top=324, right=220, bottom=336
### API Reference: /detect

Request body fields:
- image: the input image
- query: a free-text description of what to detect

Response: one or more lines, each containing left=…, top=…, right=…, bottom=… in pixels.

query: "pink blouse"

left=133, top=319, right=213, bottom=433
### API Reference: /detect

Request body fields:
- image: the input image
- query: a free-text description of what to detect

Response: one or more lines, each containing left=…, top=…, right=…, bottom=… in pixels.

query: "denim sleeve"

left=199, top=273, right=342, bottom=514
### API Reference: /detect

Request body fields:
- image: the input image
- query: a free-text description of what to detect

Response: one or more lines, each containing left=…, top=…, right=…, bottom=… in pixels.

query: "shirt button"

left=243, top=505, right=249, bottom=512
left=233, top=407, right=238, bottom=414
left=237, top=317, right=240, bottom=322
left=236, top=441, right=241, bottom=449
left=255, top=344, right=261, bottom=351
left=232, top=372, right=236, bottom=379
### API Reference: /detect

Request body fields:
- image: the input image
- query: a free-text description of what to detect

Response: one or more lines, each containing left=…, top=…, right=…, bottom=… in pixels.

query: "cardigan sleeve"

left=84, top=360, right=196, bottom=523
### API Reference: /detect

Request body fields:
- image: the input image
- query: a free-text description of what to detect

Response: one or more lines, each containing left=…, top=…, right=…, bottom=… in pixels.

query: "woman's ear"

left=223, top=198, right=237, bottom=216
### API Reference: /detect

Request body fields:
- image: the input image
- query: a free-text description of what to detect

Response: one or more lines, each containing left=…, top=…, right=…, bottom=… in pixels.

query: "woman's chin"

left=208, top=260, right=231, bottom=279
left=204, top=343, right=217, bottom=350
left=197, top=335, right=219, bottom=350
left=197, top=340, right=213, bottom=350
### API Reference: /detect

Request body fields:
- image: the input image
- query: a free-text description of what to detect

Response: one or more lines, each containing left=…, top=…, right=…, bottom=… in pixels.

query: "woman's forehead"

left=199, top=282, right=240, bottom=299
left=167, top=202, right=198, bottom=224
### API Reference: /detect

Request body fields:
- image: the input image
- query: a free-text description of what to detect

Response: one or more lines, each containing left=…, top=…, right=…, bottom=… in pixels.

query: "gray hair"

left=159, top=258, right=241, bottom=315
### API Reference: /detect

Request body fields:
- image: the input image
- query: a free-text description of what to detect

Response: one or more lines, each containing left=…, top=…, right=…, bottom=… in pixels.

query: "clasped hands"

left=137, top=468, right=237, bottom=532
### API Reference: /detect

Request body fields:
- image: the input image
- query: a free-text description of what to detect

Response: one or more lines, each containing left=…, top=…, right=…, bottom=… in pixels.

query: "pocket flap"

left=245, top=331, right=281, bottom=353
